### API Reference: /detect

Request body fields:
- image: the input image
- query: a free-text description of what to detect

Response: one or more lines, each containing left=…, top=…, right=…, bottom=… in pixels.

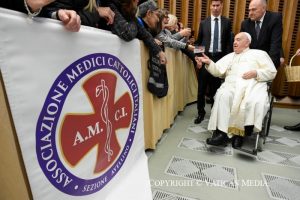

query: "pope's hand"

left=195, top=57, right=202, bottom=69
left=195, top=53, right=211, bottom=69
left=242, top=70, right=257, bottom=79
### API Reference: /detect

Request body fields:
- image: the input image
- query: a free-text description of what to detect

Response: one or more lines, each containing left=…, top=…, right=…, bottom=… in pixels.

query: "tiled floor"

left=147, top=103, right=300, bottom=200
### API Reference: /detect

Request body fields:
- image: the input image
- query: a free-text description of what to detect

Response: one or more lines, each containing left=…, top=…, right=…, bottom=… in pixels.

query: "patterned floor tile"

left=262, top=173, right=300, bottom=200
left=178, top=137, right=233, bottom=156
left=165, top=156, right=238, bottom=190
left=152, top=189, right=200, bottom=200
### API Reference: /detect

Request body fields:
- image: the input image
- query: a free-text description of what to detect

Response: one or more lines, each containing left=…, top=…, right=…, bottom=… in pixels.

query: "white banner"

left=0, top=8, right=151, bottom=200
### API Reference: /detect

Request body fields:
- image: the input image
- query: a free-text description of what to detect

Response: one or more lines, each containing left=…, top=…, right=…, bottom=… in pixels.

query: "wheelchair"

left=235, top=82, right=274, bottom=156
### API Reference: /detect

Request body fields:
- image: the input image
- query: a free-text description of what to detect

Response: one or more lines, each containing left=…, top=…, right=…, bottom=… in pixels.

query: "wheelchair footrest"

left=234, top=147, right=258, bottom=156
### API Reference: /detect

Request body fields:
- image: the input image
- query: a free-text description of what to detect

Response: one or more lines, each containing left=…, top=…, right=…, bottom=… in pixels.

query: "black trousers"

left=196, top=52, right=223, bottom=115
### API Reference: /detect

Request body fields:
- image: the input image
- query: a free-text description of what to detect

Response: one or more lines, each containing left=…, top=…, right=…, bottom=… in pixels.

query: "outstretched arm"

left=26, top=0, right=55, bottom=12
left=197, top=53, right=230, bottom=78
left=195, top=53, right=211, bottom=69
left=296, top=48, right=300, bottom=56
left=97, top=6, right=115, bottom=25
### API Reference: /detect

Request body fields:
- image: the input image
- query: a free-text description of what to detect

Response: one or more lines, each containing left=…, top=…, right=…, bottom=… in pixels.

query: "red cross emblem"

left=60, top=72, right=132, bottom=173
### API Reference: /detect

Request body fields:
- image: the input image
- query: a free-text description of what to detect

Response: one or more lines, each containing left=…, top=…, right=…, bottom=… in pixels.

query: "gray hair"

left=138, top=0, right=158, bottom=18
left=261, top=0, right=267, bottom=6
left=243, top=32, right=252, bottom=44
left=251, top=0, right=267, bottom=7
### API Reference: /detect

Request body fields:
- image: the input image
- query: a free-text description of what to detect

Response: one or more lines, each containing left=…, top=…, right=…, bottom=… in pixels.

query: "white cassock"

left=206, top=48, right=277, bottom=137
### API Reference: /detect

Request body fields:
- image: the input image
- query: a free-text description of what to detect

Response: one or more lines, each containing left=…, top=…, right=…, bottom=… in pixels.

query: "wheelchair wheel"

left=265, top=96, right=274, bottom=137
left=257, top=136, right=264, bottom=152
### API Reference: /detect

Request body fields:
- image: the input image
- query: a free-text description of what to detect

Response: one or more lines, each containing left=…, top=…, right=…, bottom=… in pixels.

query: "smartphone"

left=194, top=45, right=205, bottom=56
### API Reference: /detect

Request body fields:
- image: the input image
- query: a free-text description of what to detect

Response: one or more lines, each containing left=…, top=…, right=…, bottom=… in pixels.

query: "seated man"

left=195, top=32, right=277, bottom=148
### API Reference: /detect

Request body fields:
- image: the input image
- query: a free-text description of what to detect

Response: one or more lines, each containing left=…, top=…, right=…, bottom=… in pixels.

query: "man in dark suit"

left=240, top=0, right=282, bottom=68
left=194, top=0, right=232, bottom=124
left=240, top=0, right=282, bottom=136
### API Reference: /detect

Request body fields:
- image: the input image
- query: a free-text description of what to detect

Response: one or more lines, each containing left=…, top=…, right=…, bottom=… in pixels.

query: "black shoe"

left=206, top=97, right=214, bottom=104
left=284, top=123, right=300, bottom=131
left=194, top=112, right=206, bottom=124
left=232, top=136, right=244, bottom=148
left=206, top=130, right=228, bottom=146
left=244, top=125, right=254, bottom=136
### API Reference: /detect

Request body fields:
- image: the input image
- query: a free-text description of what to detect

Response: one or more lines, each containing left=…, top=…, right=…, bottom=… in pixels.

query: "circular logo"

left=36, top=53, right=139, bottom=195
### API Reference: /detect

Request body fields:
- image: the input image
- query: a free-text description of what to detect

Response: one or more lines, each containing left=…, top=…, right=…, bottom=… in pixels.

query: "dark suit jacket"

left=241, top=11, right=282, bottom=68
left=195, top=16, right=232, bottom=56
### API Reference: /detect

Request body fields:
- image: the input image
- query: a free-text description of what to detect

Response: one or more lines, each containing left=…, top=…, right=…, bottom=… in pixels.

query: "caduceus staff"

left=96, top=79, right=113, bottom=162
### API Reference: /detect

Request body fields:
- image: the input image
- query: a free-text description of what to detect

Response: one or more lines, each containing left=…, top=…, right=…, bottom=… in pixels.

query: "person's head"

left=138, top=0, right=158, bottom=17
left=160, top=9, right=170, bottom=26
left=138, top=0, right=160, bottom=34
left=177, top=22, right=183, bottom=31
left=118, top=0, right=139, bottom=20
left=138, top=0, right=159, bottom=26
left=249, top=0, right=267, bottom=21
left=210, top=0, right=223, bottom=17
left=233, top=32, right=251, bottom=53
left=165, top=14, right=178, bottom=32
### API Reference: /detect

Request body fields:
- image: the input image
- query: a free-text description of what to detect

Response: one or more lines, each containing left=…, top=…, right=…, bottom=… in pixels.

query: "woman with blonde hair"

left=165, top=14, right=192, bottom=41
left=157, top=13, right=194, bottom=52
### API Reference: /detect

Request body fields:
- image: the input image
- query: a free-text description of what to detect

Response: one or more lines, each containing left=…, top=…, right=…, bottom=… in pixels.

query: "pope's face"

left=233, top=33, right=249, bottom=54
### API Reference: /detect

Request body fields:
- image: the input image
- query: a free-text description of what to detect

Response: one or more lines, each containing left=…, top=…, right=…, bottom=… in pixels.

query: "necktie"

left=255, top=21, right=261, bottom=39
left=213, top=18, right=219, bottom=53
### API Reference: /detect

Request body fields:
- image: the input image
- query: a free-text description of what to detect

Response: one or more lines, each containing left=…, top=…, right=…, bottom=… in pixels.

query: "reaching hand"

left=97, top=7, right=115, bottom=25
left=195, top=53, right=211, bottom=69
left=187, top=45, right=195, bottom=52
left=58, top=9, right=81, bottom=32
left=195, top=57, right=203, bottom=69
left=188, top=37, right=195, bottom=44
left=179, top=28, right=191, bottom=37
left=242, top=70, right=257, bottom=79
left=158, top=51, right=167, bottom=65
left=296, top=48, right=300, bottom=56
left=280, top=57, right=285, bottom=66
left=154, top=39, right=162, bottom=46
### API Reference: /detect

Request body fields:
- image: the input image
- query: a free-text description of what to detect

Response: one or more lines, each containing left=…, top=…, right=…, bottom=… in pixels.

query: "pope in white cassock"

left=195, top=32, right=277, bottom=148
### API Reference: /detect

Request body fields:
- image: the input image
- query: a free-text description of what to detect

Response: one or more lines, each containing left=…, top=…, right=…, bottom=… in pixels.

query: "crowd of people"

left=0, top=0, right=299, bottom=149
